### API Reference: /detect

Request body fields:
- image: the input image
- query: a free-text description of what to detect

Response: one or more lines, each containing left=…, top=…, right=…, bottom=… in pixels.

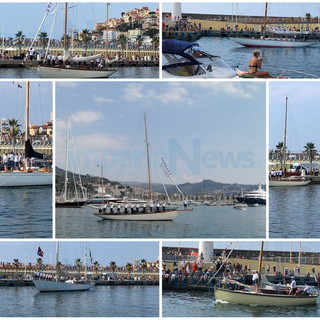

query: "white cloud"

left=121, top=82, right=191, bottom=105
left=70, top=133, right=128, bottom=152
left=122, top=83, right=145, bottom=101
left=93, top=96, right=115, bottom=103
left=69, top=111, right=104, bottom=124
left=197, top=82, right=253, bottom=98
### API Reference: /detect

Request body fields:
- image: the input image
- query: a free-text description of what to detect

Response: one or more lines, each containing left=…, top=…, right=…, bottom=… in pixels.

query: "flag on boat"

left=44, top=2, right=57, bottom=14
left=37, top=247, right=44, bottom=257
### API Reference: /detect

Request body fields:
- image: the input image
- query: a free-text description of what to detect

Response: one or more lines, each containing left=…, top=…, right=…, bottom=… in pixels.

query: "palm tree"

left=38, top=32, right=48, bottom=50
left=140, top=259, right=147, bottom=274
left=135, top=35, right=143, bottom=58
left=15, top=31, right=25, bottom=55
left=61, top=34, right=71, bottom=50
left=8, top=119, right=21, bottom=152
left=151, top=35, right=159, bottom=59
left=305, top=13, right=311, bottom=29
left=13, top=259, right=20, bottom=278
left=93, top=261, right=100, bottom=278
left=117, top=34, right=127, bottom=54
left=81, top=29, right=91, bottom=54
left=109, top=261, right=117, bottom=274
left=125, top=262, right=133, bottom=277
left=75, top=258, right=82, bottom=275
left=36, top=258, right=43, bottom=270
left=304, top=142, right=317, bottom=172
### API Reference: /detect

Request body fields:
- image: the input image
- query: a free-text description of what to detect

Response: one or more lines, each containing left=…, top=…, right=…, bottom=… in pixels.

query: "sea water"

left=196, top=37, right=320, bottom=78
left=0, top=66, right=159, bottom=79
left=269, top=184, right=320, bottom=238
left=0, top=187, right=52, bottom=238
left=56, top=205, right=266, bottom=239
left=0, top=285, right=159, bottom=317
left=162, top=290, right=320, bottom=317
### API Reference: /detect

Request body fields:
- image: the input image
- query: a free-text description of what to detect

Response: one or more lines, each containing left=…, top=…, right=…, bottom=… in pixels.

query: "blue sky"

left=0, top=81, right=52, bottom=131
left=163, top=3, right=320, bottom=18
left=162, top=241, right=320, bottom=254
left=56, top=81, right=266, bottom=185
left=269, top=81, right=320, bottom=153
left=0, top=241, right=159, bottom=266
left=0, top=2, right=158, bottom=38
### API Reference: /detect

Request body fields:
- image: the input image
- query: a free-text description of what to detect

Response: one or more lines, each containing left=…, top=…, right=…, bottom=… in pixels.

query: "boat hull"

left=230, top=37, right=314, bottom=48
left=236, top=197, right=266, bottom=205
left=94, top=210, right=182, bottom=221
left=0, top=171, right=52, bottom=187
left=215, top=288, right=318, bottom=306
left=55, top=200, right=87, bottom=208
left=38, top=66, right=116, bottom=78
left=33, top=280, right=94, bottom=292
left=269, top=179, right=311, bottom=187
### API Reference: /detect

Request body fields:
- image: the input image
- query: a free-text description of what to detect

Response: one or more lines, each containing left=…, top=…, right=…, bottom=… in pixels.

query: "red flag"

left=37, top=247, right=44, bottom=257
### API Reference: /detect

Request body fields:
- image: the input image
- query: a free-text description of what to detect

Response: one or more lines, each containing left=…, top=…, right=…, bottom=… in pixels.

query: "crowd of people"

left=0, top=152, right=25, bottom=171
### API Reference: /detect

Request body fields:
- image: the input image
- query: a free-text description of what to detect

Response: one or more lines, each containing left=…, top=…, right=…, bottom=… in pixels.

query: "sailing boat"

left=94, top=113, right=192, bottom=221
left=0, top=82, right=52, bottom=187
left=33, top=243, right=95, bottom=292
left=230, top=3, right=314, bottom=48
left=214, top=242, right=318, bottom=306
left=269, top=96, right=310, bottom=187
left=38, top=3, right=117, bottom=78
left=56, top=118, right=87, bottom=207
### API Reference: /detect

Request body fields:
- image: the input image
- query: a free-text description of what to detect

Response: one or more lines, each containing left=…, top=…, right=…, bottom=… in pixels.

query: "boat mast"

left=56, top=242, right=60, bottom=281
left=63, top=3, right=68, bottom=51
left=263, top=3, right=268, bottom=39
left=258, top=241, right=264, bottom=283
left=25, top=81, right=30, bottom=142
left=144, top=113, right=152, bottom=201
left=64, top=118, right=70, bottom=202
left=283, top=96, right=288, bottom=172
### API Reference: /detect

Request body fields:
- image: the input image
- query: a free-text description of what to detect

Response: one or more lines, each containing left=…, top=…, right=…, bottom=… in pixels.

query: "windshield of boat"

left=163, top=53, right=236, bottom=78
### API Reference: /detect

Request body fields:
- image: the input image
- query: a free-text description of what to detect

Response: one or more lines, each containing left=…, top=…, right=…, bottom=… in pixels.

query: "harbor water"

left=1, top=285, right=159, bottom=317
left=0, top=187, right=52, bottom=238
left=163, top=291, right=320, bottom=317
left=0, top=66, right=159, bottom=79
left=56, top=205, right=266, bottom=239
left=195, top=37, right=320, bottom=78
left=269, top=184, right=320, bottom=238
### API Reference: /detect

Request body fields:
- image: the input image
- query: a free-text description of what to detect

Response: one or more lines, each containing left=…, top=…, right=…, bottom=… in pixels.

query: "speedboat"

left=162, top=39, right=237, bottom=78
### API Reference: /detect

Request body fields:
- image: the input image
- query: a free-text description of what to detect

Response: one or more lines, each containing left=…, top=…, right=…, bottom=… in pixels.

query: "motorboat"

left=162, top=39, right=237, bottom=78
left=233, top=203, right=248, bottom=210
left=236, top=184, right=266, bottom=205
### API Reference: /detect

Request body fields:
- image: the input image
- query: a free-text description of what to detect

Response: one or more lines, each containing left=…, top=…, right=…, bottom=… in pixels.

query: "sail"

left=63, top=50, right=103, bottom=63
left=25, top=139, right=44, bottom=159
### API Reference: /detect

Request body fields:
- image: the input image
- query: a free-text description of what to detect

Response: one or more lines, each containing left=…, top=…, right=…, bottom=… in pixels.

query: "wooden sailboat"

left=56, top=118, right=87, bottom=207
left=269, top=96, right=310, bottom=187
left=230, top=3, right=314, bottom=48
left=214, top=242, right=318, bottom=306
left=33, top=243, right=95, bottom=292
left=94, top=113, right=192, bottom=221
left=38, top=3, right=116, bottom=78
left=0, top=82, right=52, bottom=187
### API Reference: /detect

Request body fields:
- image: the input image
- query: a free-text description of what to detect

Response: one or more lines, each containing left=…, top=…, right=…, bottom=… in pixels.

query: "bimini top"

left=162, top=39, right=199, bottom=57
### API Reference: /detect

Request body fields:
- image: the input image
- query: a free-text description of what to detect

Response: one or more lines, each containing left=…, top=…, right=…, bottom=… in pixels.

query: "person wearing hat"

left=249, top=49, right=274, bottom=78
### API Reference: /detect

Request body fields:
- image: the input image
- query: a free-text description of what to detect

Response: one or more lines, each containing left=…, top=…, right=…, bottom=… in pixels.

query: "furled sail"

left=25, top=139, right=44, bottom=159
